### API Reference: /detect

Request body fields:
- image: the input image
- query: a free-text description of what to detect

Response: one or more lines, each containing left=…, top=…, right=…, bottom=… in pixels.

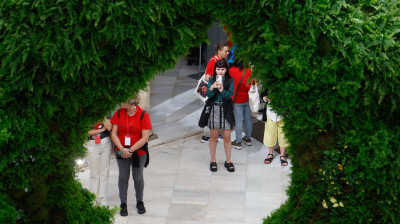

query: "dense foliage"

left=217, top=0, right=400, bottom=223
left=1, top=0, right=399, bottom=223
left=0, top=0, right=213, bottom=223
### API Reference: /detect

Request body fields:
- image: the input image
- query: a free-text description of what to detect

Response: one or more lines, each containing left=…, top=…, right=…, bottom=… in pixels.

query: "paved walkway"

left=77, top=58, right=292, bottom=224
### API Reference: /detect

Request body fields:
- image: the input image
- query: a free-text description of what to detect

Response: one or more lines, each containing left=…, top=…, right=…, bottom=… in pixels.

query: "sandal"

left=264, top=153, right=274, bottom=164
left=210, top=162, right=217, bottom=172
left=280, top=156, right=288, bottom=166
left=224, top=161, right=235, bottom=172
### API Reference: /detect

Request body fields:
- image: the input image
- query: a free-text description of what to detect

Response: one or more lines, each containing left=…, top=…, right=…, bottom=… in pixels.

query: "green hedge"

left=1, top=0, right=400, bottom=223
left=0, top=0, right=214, bottom=223
left=217, top=0, right=400, bottom=223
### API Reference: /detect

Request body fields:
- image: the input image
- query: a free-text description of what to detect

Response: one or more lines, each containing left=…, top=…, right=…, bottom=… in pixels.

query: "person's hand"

left=210, top=82, right=218, bottom=91
left=263, top=96, right=270, bottom=103
left=103, top=117, right=112, bottom=131
left=121, top=147, right=133, bottom=158
left=218, top=84, right=224, bottom=92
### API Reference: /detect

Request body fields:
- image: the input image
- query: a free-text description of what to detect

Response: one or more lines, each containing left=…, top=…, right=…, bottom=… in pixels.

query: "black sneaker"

left=120, top=202, right=128, bottom=216
left=136, top=201, right=146, bottom=214
left=242, top=137, right=252, bottom=146
left=231, top=141, right=242, bottom=150
left=201, top=136, right=210, bottom=143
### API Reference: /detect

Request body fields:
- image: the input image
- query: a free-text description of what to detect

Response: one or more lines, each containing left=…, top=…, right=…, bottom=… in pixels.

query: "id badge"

left=124, top=136, right=131, bottom=146
left=95, top=135, right=100, bottom=144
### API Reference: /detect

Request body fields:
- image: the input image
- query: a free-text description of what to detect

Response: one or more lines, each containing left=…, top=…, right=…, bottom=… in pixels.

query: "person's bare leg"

left=222, top=129, right=232, bottom=163
left=209, top=129, right=219, bottom=168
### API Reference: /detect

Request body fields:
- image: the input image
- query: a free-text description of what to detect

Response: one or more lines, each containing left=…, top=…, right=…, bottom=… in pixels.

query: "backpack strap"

left=140, top=110, right=149, bottom=167
left=141, top=110, right=146, bottom=121
left=118, top=108, right=146, bottom=120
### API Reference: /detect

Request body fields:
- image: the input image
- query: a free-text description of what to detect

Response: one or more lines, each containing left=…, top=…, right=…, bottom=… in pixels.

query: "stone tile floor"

left=77, top=58, right=292, bottom=224
left=77, top=135, right=291, bottom=224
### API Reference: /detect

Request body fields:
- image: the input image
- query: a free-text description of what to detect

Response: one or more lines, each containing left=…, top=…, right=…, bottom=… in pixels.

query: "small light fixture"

left=75, top=158, right=88, bottom=169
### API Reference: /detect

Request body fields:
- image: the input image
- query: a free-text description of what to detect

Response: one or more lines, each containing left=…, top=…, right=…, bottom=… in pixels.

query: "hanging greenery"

left=1, top=0, right=399, bottom=223
left=217, top=0, right=400, bottom=223
left=0, top=0, right=214, bottom=223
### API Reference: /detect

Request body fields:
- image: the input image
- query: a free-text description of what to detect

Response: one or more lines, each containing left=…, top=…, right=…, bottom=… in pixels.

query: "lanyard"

left=125, top=108, right=136, bottom=133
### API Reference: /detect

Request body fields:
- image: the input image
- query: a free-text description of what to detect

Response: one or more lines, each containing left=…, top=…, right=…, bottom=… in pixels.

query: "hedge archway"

left=1, top=1, right=399, bottom=223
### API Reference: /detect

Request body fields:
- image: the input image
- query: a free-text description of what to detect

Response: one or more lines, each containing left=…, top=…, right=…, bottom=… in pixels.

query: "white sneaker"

left=242, top=137, right=252, bottom=146
left=231, top=141, right=242, bottom=150
left=98, top=197, right=108, bottom=206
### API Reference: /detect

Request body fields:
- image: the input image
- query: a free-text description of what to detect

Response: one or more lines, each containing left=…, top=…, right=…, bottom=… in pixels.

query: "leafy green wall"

left=217, top=0, right=400, bottom=223
left=0, top=0, right=214, bottom=223
left=1, top=0, right=399, bottom=223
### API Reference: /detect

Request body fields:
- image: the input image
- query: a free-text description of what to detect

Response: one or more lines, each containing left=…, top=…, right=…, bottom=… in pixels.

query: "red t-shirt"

left=111, top=106, right=152, bottom=156
left=230, top=67, right=252, bottom=104
left=205, top=55, right=220, bottom=76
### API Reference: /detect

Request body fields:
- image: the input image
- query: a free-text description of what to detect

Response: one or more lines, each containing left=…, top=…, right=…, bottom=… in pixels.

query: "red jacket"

left=229, top=67, right=252, bottom=104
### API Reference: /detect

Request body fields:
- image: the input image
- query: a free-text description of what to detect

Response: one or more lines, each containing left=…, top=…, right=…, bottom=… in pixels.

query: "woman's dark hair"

left=231, top=58, right=244, bottom=71
left=215, top=42, right=229, bottom=52
left=213, top=59, right=230, bottom=81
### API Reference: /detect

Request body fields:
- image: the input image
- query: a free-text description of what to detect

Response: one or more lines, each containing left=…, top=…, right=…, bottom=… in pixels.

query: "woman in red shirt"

left=111, top=95, right=152, bottom=216
left=229, top=59, right=253, bottom=150
left=205, top=42, right=230, bottom=82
